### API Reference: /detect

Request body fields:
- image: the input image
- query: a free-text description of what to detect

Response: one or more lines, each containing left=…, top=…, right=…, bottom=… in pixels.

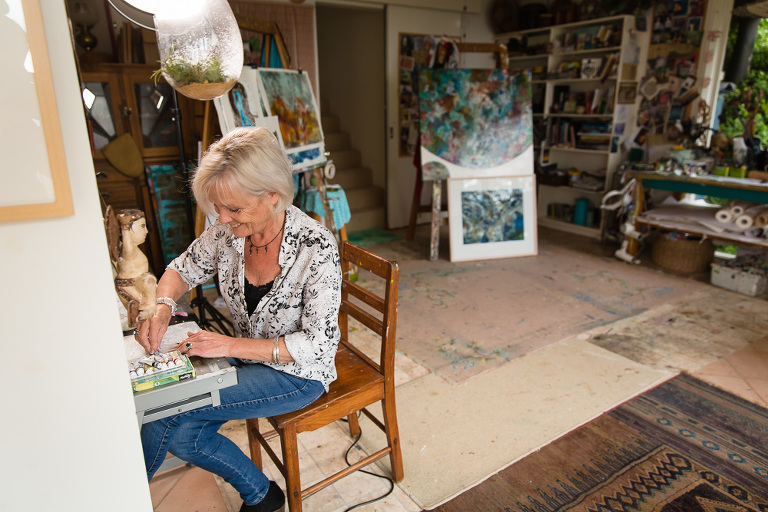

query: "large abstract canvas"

left=257, top=69, right=325, bottom=170
left=419, top=69, right=534, bottom=178
left=447, top=176, right=537, bottom=261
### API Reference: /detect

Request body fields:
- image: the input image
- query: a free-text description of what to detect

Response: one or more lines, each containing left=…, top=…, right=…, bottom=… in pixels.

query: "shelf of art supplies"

left=496, top=13, right=650, bottom=239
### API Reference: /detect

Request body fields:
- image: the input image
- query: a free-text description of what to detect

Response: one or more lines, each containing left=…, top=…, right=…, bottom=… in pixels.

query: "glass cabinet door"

left=123, top=70, right=182, bottom=159
left=80, top=72, right=124, bottom=156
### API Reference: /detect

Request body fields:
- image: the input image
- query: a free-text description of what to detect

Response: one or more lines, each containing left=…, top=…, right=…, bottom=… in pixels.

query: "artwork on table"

left=213, top=67, right=325, bottom=170
left=447, top=175, right=537, bottom=262
left=418, top=69, right=534, bottom=179
left=258, top=68, right=325, bottom=169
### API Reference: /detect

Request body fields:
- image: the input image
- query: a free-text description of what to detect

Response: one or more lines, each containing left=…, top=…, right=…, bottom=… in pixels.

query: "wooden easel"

left=406, top=42, right=509, bottom=261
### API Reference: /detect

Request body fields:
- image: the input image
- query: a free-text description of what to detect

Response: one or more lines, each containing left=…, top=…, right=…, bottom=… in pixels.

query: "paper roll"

left=715, top=207, right=735, bottom=223
left=734, top=204, right=766, bottom=230
left=324, top=163, right=336, bottom=180
left=729, top=201, right=751, bottom=216
left=754, top=209, right=768, bottom=227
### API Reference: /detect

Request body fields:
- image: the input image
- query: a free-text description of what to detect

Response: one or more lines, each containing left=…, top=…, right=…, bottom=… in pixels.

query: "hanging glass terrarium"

left=152, top=0, right=243, bottom=100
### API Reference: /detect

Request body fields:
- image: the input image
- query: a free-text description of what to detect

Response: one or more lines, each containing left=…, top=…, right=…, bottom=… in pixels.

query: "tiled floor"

left=148, top=241, right=768, bottom=512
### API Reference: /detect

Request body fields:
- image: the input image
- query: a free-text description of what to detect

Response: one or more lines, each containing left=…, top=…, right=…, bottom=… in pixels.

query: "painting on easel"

left=418, top=69, right=534, bottom=178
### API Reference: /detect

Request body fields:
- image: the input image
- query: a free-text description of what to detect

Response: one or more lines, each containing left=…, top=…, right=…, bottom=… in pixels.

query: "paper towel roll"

left=729, top=201, right=751, bottom=216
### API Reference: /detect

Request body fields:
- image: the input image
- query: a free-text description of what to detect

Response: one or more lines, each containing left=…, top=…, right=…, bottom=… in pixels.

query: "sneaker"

left=239, top=481, right=286, bottom=512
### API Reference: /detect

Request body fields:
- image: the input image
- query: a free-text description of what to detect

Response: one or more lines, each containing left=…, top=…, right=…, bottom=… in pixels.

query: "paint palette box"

left=711, top=262, right=768, bottom=297
left=130, top=350, right=196, bottom=393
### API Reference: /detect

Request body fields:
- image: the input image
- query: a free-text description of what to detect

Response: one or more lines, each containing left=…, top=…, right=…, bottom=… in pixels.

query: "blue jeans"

left=141, top=362, right=325, bottom=505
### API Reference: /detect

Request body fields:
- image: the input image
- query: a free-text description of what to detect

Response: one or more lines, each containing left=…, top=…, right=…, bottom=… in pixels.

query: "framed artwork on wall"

left=447, top=175, right=538, bottom=262
left=0, top=0, right=73, bottom=222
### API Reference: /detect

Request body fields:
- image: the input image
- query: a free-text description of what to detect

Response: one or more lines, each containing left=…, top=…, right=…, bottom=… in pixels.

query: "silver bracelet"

left=272, top=337, right=280, bottom=364
left=156, top=296, right=177, bottom=316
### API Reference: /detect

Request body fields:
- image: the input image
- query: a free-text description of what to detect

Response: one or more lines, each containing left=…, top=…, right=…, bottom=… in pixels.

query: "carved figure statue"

left=105, top=206, right=158, bottom=329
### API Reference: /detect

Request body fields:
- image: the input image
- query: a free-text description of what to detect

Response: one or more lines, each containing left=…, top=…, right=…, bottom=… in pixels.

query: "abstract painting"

left=447, top=176, right=537, bottom=262
left=419, top=69, right=533, bottom=178
left=257, top=69, right=325, bottom=169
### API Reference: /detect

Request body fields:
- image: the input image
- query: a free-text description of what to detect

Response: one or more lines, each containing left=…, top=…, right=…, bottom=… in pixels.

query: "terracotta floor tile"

left=726, top=349, right=768, bottom=379
left=695, top=358, right=739, bottom=378
left=746, top=378, right=768, bottom=407
left=153, top=466, right=229, bottom=512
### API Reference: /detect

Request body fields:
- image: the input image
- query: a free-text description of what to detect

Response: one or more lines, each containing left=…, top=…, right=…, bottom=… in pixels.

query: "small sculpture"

left=105, top=206, right=158, bottom=329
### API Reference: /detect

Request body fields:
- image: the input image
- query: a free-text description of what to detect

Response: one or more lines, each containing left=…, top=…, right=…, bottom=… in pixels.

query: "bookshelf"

left=496, top=14, right=649, bottom=238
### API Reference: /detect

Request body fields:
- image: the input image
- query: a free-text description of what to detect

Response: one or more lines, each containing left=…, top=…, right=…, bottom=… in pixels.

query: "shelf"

left=546, top=113, right=613, bottom=118
left=547, top=146, right=610, bottom=154
left=509, top=53, right=550, bottom=62
left=539, top=183, right=604, bottom=196
left=557, top=45, right=622, bottom=57
left=538, top=217, right=601, bottom=238
left=548, top=77, right=617, bottom=84
left=636, top=215, right=768, bottom=251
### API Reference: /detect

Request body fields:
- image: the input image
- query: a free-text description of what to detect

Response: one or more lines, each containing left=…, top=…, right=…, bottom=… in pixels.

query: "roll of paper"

left=734, top=205, right=765, bottom=230
left=754, top=209, right=768, bottom=227
left=715, top=207, right=735, bottom=223
left=324, top=163, right=336, bottom=180
left=729, top=201, right=751, bottom=216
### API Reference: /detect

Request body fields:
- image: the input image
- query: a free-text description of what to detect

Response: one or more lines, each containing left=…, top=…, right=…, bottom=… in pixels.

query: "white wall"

left=0, top=1, right=152, bottom=510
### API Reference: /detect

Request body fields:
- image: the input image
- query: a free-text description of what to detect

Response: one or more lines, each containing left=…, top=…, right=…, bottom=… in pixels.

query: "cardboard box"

left=711, top=263, right=768, bottom=297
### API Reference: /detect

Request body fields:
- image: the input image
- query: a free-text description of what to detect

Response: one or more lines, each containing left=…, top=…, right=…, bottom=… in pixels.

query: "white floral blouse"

left=168, top=205, right=342, bottom=390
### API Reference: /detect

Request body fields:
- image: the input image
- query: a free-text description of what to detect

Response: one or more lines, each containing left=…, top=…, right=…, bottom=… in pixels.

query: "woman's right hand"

left=136, top=305, right=173, bottom=354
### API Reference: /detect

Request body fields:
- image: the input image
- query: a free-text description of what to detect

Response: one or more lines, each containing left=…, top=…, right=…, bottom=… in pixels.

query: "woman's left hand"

left=177, top=329, right=233, bottom=358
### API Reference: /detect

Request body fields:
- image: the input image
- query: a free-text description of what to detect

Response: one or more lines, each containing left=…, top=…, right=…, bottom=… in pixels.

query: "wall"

left=316, top=4, right=386, bottom=189
left=0, top=1, right=152, bottom=510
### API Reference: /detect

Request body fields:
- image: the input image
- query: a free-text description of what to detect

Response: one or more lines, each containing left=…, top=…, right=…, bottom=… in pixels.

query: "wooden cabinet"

left=79, top=63, right=199, bottom=275
left=496, top=14, right=650, bottom=239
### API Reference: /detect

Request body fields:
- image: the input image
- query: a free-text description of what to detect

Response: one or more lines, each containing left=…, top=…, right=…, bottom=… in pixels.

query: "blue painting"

left=461, top=188, right=524, bottom=244
left=419, top=69, right=532, bottom=169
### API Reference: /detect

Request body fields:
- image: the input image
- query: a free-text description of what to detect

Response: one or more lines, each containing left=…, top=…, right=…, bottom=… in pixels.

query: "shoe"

left=240, top=481, right=286, bottom=512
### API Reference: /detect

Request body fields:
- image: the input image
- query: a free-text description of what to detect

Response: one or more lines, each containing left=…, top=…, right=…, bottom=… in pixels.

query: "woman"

left=136, top=127, right=342, bottom=512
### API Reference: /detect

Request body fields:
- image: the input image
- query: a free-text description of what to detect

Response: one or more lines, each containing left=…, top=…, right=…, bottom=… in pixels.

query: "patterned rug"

left=429, top=374, right=768, bottom=511
left=362, top=229, right=714, bottom=383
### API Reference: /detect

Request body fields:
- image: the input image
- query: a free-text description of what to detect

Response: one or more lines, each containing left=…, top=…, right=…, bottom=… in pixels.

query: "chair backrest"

left=338, top=241, right=399, bottom=383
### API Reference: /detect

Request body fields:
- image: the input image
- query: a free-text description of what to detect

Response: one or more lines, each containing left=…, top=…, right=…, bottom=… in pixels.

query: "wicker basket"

left=651, top=235, right=714, bottom=274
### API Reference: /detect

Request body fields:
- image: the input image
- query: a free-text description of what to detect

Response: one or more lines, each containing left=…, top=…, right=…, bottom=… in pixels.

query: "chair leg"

left=280, top=427, right=303, bottom=512
left=382, top=397, right=404, bottom=482
left=346, top=412, right=361, bottom=437
left=246, top=418, right=263, bottom=470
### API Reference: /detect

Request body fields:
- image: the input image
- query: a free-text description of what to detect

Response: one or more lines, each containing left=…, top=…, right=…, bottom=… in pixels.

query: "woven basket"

left=651, top=235, right=714, bottom=274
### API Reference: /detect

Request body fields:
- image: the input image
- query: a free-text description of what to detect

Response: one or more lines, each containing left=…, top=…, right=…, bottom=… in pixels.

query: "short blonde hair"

left=192, top=127, right=294, bottom=216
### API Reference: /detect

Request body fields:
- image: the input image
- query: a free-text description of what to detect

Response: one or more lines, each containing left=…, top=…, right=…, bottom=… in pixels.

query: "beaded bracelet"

left=272, top=337, right=280, bottom=364
left=156, top=296, right=177, bottom=316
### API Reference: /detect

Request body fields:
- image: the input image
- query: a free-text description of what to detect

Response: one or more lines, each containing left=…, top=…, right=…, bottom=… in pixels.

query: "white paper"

left=123, top=321, right=201, bottom=363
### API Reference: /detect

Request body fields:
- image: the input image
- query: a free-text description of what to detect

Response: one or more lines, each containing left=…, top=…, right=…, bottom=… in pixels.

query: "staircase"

left=320, top=100, right=386, bottom=232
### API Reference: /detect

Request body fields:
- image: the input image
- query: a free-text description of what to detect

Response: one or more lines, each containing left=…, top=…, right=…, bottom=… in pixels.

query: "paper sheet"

left=123, top=321, right=201, bottom=363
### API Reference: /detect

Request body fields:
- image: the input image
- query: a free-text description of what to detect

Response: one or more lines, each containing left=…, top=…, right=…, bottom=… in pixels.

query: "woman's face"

left=211, top=186, right=279, bottom=239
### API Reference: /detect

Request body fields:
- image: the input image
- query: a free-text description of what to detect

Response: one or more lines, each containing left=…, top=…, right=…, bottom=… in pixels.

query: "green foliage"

left=151, top=47, right=227, bottom=86
left=719, top=70, right=768, bottom=143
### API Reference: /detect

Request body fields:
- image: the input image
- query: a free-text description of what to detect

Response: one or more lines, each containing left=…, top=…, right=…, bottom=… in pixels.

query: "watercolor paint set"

left=129, top=350, right=195, bottom=392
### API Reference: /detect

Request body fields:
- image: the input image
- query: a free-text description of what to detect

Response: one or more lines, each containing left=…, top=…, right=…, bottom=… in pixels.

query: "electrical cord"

left=340, top=415, right=395, bottom=512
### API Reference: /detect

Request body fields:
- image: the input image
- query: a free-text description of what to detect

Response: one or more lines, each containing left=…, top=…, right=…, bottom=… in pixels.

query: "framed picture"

left=0, top=0, right=73, bottom=222
left=447, top=176, right=538, bottom=262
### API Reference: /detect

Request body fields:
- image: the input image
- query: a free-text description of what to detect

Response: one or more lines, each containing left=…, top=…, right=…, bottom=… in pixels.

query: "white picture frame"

left=447, top=175, right=538, bottom=262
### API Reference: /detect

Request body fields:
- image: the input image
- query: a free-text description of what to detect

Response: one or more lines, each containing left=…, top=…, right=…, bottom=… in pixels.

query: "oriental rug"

left=429, top=373, right=768, bottom=511
left=362, top=227, right=714, bottom=384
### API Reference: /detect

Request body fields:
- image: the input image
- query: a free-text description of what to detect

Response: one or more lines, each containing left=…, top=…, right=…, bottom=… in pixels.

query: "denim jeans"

left=141, top=361, right=325, bottom=505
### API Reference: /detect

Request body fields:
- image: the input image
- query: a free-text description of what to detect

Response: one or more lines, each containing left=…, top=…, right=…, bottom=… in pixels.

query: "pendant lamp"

left=119, top=0, right=243, bottom=100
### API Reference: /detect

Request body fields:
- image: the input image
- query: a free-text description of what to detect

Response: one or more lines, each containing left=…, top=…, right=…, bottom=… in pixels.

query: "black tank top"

left=244, top=277, right=274, bottom=316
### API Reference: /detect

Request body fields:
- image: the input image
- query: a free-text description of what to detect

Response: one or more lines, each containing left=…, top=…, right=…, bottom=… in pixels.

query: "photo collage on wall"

left=398, top=33, right=459, bottom=157
left=630, top=0, right=705, bottom=149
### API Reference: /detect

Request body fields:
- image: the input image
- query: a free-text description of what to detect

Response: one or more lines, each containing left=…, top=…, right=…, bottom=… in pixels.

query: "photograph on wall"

left=418, top=69, right=533, bottom=179
left=257, top=68, right=326, bottom=170
left=447, top=175, right=537, bottom=262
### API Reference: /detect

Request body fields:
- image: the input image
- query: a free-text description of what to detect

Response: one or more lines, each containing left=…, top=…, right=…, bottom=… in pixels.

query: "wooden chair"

left=245, top=241, right=403, bottom=511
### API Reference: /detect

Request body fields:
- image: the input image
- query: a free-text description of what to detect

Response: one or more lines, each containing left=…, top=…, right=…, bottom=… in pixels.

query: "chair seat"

left=269, top=345, right=385, bottom=432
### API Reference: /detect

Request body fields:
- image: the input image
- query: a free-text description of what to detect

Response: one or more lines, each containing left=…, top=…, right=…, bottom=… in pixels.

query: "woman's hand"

left=177, top=329, right=234, bottom=358
left=136, top=305, right=173, bottom=354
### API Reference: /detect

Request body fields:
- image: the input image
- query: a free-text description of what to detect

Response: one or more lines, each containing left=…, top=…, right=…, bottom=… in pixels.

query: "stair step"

left=332, top=166, right=372, bottom=189
left=345, top=185, right=385, bottom=211
left=346, top=206, right=386, bottom=232
left=324, top=132, right=350, bottom=152
left=321, top=115, right=340, bottom=134
left=320, top=97, right=330, bottom=113
left=329, top=149, right=361, bottom=170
